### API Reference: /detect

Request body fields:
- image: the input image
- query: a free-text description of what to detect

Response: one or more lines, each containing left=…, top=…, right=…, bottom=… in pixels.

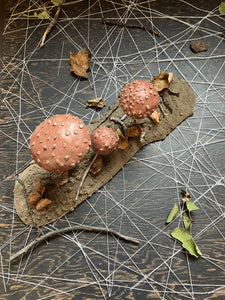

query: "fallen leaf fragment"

left=69, top=48, right=91, bottom=78
left=153, top=72, right=173, bottom=92
left=35, top=180, right=45, bottom=195
left=150, top=110, right=160, bottom=124
left=219, top=2, right=225, bottom=15
left=186, top=200, right=199, bottom=212
left=190, top=39, right=208, bottom=53
left=166, top=203, right=179, bottom=224
left=90, top=155, right=103, bottom=175
left=126, top=124, right=143, bottom=137
left=181, top=189, right=190, bottom=198
left=24, top=10, right=50, bottom=19
left=116, top=128, right=129, bottom=150
left=171, top=227, right=202, bottom=258
left=183, top=212, right=192, bottom=229
left=29, top=191, right=42, bottom=206
left=36, top=198, right=52, bottom=211
left=86, top=97, right=106, bottom=109
left=51, top=0, right=64, bottom=5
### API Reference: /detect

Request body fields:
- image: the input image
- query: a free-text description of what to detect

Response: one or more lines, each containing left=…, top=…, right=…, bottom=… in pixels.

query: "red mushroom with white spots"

left=118, top=79, right=160, bottom=120
left=91, top=126, right=118, bottom=155
left=29, top=114, right=91, bottom=173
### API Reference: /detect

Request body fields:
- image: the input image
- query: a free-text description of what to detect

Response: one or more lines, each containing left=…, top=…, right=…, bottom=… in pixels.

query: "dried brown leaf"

left=153, top=72, right=173, bottom=92
left=29, top=191, right=42, bottom=206
left=150, top=110, right=160, bottom=124
left=116, top=128, right=129, bottom=150
left=36, top=198, right=52, bottom=211
left=190, top=40, right=208, bottom=53
left=69, top=49, right=91, bottom=78
left=90, top=155, right=103, bottom=175
left=181, top=189, right=190, bottom=198
left=35, top=180, right=45, bottom=195
left=126, top=124, right=143, bottom=137
left=86, top=97, right=106, bottom=109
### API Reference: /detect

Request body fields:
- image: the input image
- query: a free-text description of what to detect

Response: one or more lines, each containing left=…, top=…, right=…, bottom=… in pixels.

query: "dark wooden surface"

left=1, top=1, right=225, bottom=299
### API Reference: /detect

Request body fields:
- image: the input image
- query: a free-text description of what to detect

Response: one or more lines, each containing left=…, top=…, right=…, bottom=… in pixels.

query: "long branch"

left=10, top=225, right=140, bottom=262
left=102, top=18, right=160, bottom=37
left=40, top=4, right=61, bottom=48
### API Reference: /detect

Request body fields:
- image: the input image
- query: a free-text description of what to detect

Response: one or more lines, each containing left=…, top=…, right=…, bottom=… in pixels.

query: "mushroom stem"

left=75, top=153, right=99, bottom=201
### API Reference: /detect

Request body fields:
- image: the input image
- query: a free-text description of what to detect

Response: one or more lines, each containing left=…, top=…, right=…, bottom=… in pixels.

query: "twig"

left=10, top=225, right=139, bottom=262
left=40, top=4, right=61, bottom=48
left=102, top=18, right=160, bottom=37
left=75, top=153, right=99, bottom=201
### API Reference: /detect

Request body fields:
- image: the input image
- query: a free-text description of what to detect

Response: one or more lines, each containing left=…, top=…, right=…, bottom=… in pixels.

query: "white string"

left=1, top=0, right=225, bottom=298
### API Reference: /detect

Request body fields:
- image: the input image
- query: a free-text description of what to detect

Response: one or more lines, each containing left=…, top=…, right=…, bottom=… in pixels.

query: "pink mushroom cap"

left=91, top=126, right=118, bottom=155
left=29, top=114, right=91, bottom=173
left=118, top=79, right=160, bottom=119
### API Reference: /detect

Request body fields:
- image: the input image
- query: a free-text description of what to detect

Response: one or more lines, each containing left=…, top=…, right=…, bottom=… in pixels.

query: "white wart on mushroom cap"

left=118, top=80, right=160, bottom=119
left=29, top=114, right=91, bottom=173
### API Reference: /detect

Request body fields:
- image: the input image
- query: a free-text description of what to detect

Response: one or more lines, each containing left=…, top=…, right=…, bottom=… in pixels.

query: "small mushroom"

left=91, top=126, right=118, bottom=155
left=118, top=79, right=160, bottom=120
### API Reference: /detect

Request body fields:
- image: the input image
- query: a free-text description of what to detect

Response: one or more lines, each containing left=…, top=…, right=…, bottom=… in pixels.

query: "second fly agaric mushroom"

left=91, top=126, right=118, bottom=155
left=118, top=79, right=160, bottom=120
left=29, top=114, right=91, bottom=173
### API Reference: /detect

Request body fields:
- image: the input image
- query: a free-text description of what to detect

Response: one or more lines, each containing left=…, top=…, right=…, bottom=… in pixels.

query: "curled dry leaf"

left=86, top=97, right=106, bottom=109
left=126, top=124, right=143, bottom=137
left=29, top=191, right=42, bottom=206
left=150, top=110, right=160, bottom=124
left=181, top=189, right=190, bottom=198
left=69, top=48, right=91, bottom=78
left=36, top=198, right=52, bottom=211
left=35, top=180, right=45, bottom=195
left=190, top=39, right=208, bottom=53
left=116, top=128, right=129, bottom=150
left=153, top=72, right=173, bottom=92
left=90, top=155, right=103, bottom=175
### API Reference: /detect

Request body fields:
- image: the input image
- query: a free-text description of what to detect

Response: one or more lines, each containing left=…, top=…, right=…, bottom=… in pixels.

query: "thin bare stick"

left=102, top=18, right=160, bottom=37
left=40, top=4, right=61, bottom=48
left=75, top=153, right=99, bottom=201
left=10, top=225, right=139, bottom=262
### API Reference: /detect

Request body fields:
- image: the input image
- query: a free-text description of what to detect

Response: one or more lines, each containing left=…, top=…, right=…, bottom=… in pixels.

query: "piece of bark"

left=14, top=77, right=196, bottom=227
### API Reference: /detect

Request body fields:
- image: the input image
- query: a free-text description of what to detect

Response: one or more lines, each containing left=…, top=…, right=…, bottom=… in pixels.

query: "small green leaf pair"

left=166, top=190, right=201, bottom=258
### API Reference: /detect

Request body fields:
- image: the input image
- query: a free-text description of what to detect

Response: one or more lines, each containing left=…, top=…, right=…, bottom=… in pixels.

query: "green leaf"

left=219, top=2, right=225, bottom=15
left=171, top=227, right=191, bottom=243
left=51, top=0, right=64, bottom=6
left=35, top=10, right=50, bottom=19
left=24, top=10, right=50, bottom=19
left=166, top=204, right=179, bottom=223
left=182, top=238, right=202, bottom=258
left=186, top=200, right=199, bottom=212
left=183, top=212, right=191, bottom=229
left=171, top=228, right=202, bottom=258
